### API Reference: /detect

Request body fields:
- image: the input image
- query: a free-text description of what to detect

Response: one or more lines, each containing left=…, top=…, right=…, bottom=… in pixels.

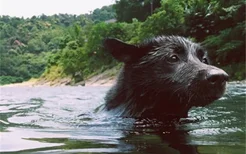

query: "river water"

left=0, top=83, right=245, bottom=154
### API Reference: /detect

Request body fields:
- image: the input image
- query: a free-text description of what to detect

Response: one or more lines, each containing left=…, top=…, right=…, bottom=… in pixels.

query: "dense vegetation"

left=0, top=0, right=245, bottom=85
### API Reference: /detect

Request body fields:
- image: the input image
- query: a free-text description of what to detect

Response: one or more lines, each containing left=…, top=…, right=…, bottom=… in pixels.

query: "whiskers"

left=225, top=92, right=234, bottom=102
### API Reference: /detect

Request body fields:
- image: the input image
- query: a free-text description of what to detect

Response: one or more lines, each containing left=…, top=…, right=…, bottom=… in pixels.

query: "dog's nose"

left=206, top=69, right=229, bottom=84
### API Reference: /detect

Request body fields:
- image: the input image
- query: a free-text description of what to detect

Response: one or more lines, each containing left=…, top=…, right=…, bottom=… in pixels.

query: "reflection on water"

left=0, top=83, right=245, bottom=154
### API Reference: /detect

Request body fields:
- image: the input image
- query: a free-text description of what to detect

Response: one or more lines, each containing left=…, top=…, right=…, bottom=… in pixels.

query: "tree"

left=139, top=0, right=185, bottom=39
left=114, top=0, right=161, bottom=22
left=27, top=38, right=47, bottom=53
left=91, top=5, right=116, bottom=23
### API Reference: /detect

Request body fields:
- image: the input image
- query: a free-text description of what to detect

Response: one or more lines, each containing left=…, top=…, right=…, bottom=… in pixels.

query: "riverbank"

left=0, top=67, right=119, bottom=87
left=0, top=78, right=38, bottom=87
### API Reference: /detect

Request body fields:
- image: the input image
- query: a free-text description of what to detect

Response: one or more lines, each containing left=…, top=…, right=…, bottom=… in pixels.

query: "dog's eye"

left=202, top=57, right=208, bottom=64
left=168, top=55, right=179, bottom=63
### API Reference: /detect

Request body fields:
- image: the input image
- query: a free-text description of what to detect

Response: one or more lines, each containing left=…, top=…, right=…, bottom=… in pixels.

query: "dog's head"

left=104, top=36, right=228, bottom=109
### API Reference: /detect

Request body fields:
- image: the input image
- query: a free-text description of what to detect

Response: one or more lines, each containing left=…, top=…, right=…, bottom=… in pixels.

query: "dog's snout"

left=206, top=69, right=229, bottom=84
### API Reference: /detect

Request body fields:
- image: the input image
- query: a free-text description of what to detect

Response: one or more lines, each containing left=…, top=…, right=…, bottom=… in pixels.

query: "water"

left=0, top=83, right=245, bottom=154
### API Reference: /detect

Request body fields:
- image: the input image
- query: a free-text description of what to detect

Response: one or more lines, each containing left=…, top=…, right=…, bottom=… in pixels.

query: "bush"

left=0, top=76, right=23, bottom=85
left=222, top=63, right=245, bottom=81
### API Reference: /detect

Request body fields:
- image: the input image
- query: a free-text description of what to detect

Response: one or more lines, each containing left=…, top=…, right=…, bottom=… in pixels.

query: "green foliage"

left=114, top=0, right=161, bottom=22
left=222, top=63, right=245, bottom=81
left=60, top=46, right=85, bottom=76
left=83, top=22, right=131, bottom=76
left=0, top=0, right=245, bottom=85
left=203, top=22, right=245, bottom=66
left=0, top=53, right=47, bottom=83
left=41, top=65, right=65, bottom=81
left=184, top=0, right=245, bottom=41
left=91, top=5, right=116, bottom=23
left=27, top=38, right=47, bottom=53
left=136, top=0, right=187, bottom=40
left=0, top=76, right=23, bottom=85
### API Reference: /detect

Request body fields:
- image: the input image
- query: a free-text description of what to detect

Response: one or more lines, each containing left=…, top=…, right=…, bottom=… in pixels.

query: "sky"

left=0, top=0, right=115, bottom=18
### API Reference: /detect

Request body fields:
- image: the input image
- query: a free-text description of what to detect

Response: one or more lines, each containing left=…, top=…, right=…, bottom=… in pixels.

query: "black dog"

left=103, top=36, right=228, bottom=120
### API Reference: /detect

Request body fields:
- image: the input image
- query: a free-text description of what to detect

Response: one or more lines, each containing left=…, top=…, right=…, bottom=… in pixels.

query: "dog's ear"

left=104, top=38, right=144, bottom=63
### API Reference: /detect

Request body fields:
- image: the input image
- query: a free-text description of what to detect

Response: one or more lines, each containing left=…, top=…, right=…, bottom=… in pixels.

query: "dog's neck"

left=104, top=69, right=191, bottom=119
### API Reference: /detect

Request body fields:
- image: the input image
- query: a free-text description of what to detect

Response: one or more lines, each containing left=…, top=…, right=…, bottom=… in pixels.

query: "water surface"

left=0, top=83, right=245, bottom=154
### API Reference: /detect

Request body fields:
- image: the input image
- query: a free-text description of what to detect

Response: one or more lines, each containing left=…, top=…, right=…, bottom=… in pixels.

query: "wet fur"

left=104, top=36, right=227, bottom=120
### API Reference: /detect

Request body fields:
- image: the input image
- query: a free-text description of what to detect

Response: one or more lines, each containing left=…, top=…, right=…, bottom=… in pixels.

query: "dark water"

left=0, top=83, right=245, bottom=154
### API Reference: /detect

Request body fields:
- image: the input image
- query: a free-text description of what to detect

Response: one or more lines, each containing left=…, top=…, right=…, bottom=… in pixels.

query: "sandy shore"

left=0, top=79, right=38, bottom=87
left=0, top=77, right=116, bottom=88
left=0, top=67, right=118, bottom=87
left=85, top=68, right=117, bottom=86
